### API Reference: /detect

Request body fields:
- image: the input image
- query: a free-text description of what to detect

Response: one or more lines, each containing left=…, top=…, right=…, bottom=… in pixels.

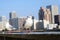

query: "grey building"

left=9, top=17, right=26, bottom=30
left=10, top=18, right=18, bottom=29
left=9, top=11, right=17, bottom=27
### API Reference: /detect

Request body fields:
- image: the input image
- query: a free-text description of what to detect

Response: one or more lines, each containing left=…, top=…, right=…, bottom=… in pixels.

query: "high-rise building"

left=9, top=18, right=18, bottom=29
left=9, top=11, right=17, bottom=26
left=9, top=11, right=16, bottom=19
left=9, top=17, right=26, bottom=30
left=38, top=7, right=51, bottom=23
left=0, top=16, right=7, bottom=31
left=38, top=7, right=52, bottom=29
left=46, top=5, right=58, bottom=23
left=54, top=15, right=60, bottom=25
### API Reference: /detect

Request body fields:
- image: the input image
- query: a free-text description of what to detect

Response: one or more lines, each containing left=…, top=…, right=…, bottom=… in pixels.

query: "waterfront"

left=0, top=32, right=60, bottom=40
left=0, top=31, right=60, bottom=34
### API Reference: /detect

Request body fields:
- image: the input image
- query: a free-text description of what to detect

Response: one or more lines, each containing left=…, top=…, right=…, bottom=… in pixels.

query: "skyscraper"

left=54, top=15, right=60, bottom=25
left=0, top=16, right=7, bottom=31
left=38, top=7, right=51, bottom=23
left=9, top=11, right=16, bottom=19
left=46, top=5, right=58, bottom=24
left=9, top=11, right=17, bottom=26
left=38, top=7, right=51, bottom=29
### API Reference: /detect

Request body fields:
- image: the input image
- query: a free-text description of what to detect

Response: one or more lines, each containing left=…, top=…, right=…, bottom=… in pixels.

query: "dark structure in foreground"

left=54, top=15, right=60, bottom=25
left=0, top=32, right=60, bottom=40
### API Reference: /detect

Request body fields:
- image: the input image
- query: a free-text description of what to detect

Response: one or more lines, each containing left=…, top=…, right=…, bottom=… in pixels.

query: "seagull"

left=23, top=16, right=33, bottom=30
left=5, top=22, right=16, bottom=31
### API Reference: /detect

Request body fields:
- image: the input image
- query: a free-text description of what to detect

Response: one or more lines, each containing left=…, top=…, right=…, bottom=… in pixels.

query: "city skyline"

left=0, top=0, right=60, bottom=19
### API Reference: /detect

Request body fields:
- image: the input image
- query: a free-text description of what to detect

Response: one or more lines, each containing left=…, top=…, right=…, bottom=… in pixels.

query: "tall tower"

left=38, top=7, right=51, bottom=29
left=54, top=15, right=60, bottom=25
left=0, top=16, right=7, bottom=30
left=38, top=7, right=51, bottom=23
left=46, top=5, right=58, bottom=24
left=9, top=11, right=17, bottom=26
left=9, top=11, right=16, bottom=19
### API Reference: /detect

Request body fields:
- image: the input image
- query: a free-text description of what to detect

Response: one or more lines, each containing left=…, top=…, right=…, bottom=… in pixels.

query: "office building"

left=9, top=11, right=17, bottom=27
left=9, top=18, right=18, bottom=29
left=9, top=11, right=16, bottom=19
left=46, top=24, right=57, bottom=30
left=9, top=17, right=26, bottom=30
left=38, top=7, right=51, bottom=23
left=33, top=20, right=44, bottom=30
left=46, top=5, right=58, bottom=23
left=54, top=15, right=60, bottom=25
left=0, top=16, right=7, bottom=31
left=38, top=7, right=52, bottom=29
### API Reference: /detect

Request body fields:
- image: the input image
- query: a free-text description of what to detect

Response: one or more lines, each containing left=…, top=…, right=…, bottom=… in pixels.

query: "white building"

left=47, top=24, right=57, bottom=30
left=43, top=20, right=49, bottom=29
left=0, top=16, right=7, bottom=31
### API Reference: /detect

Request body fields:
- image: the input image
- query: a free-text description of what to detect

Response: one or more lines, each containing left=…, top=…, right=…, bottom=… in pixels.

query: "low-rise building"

left=47, top=24, right=57, bottom=30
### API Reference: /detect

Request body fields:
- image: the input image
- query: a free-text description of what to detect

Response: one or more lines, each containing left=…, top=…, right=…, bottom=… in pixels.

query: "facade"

left=10, top=18, right=18, bottom=29
left=38, top=7, right=51, bottom=23
left=46, top=5, right=58, bottom=24
left=47, top=24, right=57, bottom=30
left=0, top=22, right=4, bottom=31
left=33, top=20, right=44, bottom=30
left=18, top=17, right=26, bottom=30
left=38, top=7, right=51, bottom=29
left=9, top=11, right=16, bottom=19
left=0, top=16, right=7, bottom=31
left=9, top=11, right=17, bottom=29
left=9, top=17, right=26, bottom=30
left=9, top=11, right=17, bottom=25
left=54, top=15, right=60, bottom=25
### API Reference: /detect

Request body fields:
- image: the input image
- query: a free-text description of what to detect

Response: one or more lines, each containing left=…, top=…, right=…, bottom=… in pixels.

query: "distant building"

left=9, top=18, right=18, bottom=29
left=54, top=15, right=60, bottom=25
left=46, top=5, right=58, bottom=24
left=9, top=11, right=16, bottom=19
left=18, top=17, right=26, bottom=30
left=38, top=7, right=52, bottom=29
left=38, top=7, right=51, bottom=23
left=9, top=11, right=17, bottom=26
left=33, top=20, right=44, bottom=30
left=9, top=11, right=17, bottom=29
left=0, top=16, right=7, bottom=31
left=9, top=17, right=26, bottom=30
